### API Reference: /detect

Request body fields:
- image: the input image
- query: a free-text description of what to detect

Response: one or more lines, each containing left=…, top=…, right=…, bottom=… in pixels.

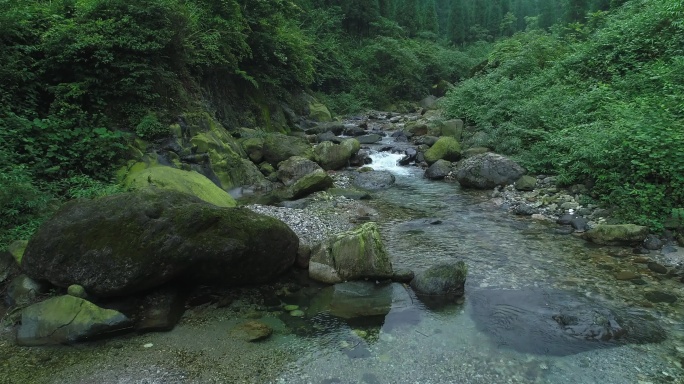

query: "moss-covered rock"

left=308, top=102, right=332, bottom=122
left=515, top=175, right=537, bottom=191
left=16, top=295, right=131, bottom=346
left=7, top=240, right=28, bottom=265
left=309, top=222, right=393, bottom=284
left=410, top=261, right=467, bottom=297
left=240, top=137, right=265, bottom=163
left=582, top=224, right=649, bottom=245
left=276, top=157, right=333, bottom=199
left=21, top=189, right=299, bottom=297
left=124, top=165, right=236, bottom=207
left=314, top=141, right=354, bottom=170
left=423, top=137, right=462, bottom=164
left=262, top=133, right=314, bottom=166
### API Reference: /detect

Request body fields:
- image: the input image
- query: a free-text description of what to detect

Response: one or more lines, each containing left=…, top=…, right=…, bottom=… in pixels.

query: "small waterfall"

left=367, top=151, right=414, bottom=176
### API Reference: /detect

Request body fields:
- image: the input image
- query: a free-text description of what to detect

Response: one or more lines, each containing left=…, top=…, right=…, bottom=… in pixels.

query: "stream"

left=2, top=144, right=683, bottom=384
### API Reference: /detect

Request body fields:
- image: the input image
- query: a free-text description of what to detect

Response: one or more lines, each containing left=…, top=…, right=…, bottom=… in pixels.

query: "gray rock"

left=424, top=159, right=452, bottom=180
left=5, top=275, right=47, bottom=307
left=557, top=214, right=576, bottom=225
left=514, top=175, right=537, bottom=191
left=647, top=262, right=668, bottom=274
left=231, top=320, right=273, bottom=342
left=356, top=134, right=382, bottom=144
left=582, top=224, right=649, bottom=245
left=309, top=222, right=393, bottom=284
left=410, top=261, right=467, bottom=297
left=21, top=189, right=299, bottom=297
left=454, top=153, right=525, bottom=189
left=262, top=133, right=313, bottom=166
left=391, top=268, right=415, bottom=283
left=316, top=131, right=338, bottom=143
left=643, top=234, right=663, bottom=250
left=398, top=148, right=417, bottom=165
left=570, top=217, right=589, bottom=231
left=352, top=171, right=396, bottom=190
left=644, top=291, right=678, bottom=304
left=17, top=295, right=131, bottom=346
left=514, top=204, right=538, bottom=216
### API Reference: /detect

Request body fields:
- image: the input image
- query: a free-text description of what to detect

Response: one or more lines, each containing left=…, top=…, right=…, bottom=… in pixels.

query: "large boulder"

left=582, top=224, right=649, bottom=245
left=423, top=137, right=462, bottom=164
left=124, top=166, right=236, bottom=207
left=309, top=222, right=393, bottom=284
left=16, top=295, right=131, bottom=346
left=410, top=261, right=467, bottom=297
left=262, top=133, right=314, bottom=167
left=425, top=159, right=453, bottom=180
left=308, top=102, right=332, bottom=122
left=314, top=140, right=357, bottom=170
left=453, top=153, right=525, bottom=189
left=21, top=189, right=299, bottom=297
left=352, top=171, right=396, bottom=190
left=276, top=156, right=333, bottom=199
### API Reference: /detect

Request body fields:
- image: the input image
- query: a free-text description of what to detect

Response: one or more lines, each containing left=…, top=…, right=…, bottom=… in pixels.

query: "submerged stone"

left=469, top=288, right=666, bottom=356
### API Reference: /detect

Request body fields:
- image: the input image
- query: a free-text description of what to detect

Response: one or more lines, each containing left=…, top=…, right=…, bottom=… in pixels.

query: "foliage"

left=135, top=113, right=169, bottom=140
left=443, top=0, right=684, bottom=228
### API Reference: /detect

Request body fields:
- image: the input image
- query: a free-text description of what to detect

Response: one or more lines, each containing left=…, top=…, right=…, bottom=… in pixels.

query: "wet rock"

left=583, top=224, right=649, bottom=245
left=22, top=189, right=299, bottom=297
left=414, top=135, right=439, bottom=147
left=646, top=262, right=668, bottom=274
left=514, top=204, right=538, bottom=216
left=514, top=175, right=537, bottom=191
left=398, top=148, right=417, bottom=165
left=307, top=281, right=393, bottom=320
left=391, top=268, right=415, bottom=283
left=470, top=288, right=666, bottom=356
left=135, top=287, right=186, bottom=332
left=643, top=234, right=663, bottom=250
left=309, top=222, right=393, bottom=284
left=296, top=243, right=311, bottom=269
left=263, top=133, right=314, bottom=166
left=17, top=295, right=131, bottom=346
left=352, top=171, right=396, bottom=191
left=453, top=153, right=525, bottom=189
left=314, top=140, right=356, bottom=170
left=410, top=261, right=467, bottom=298
left=356, top=134, right=382, bottom=144
left=231, top=320, right=273, bottom=342
left=276, top=156, right=333, bottom=199
left=424, top=159, right=452, bottom=180
left=644, top=291, right=678, bottom=304
left=570, top=217, right=589, bottom=231
left=5, top=275, right=48, bottom=307
left=557, top=214, right=576, bottom=225
left=615, top=271, right=640, bottom=280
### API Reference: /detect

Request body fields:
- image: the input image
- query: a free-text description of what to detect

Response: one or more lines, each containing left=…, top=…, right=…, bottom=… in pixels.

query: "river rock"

left=514, top=175, right=537, bottom=191
left=276, top=157, right=333, bottom=199
left=462, top=147, right=490, bottom=158
left=316, top=131, right=337, bottom=143
left=644, top=291, right=678, bottom=304
left=410, top=261, right=467, bottom=297
left=470, top=288, right=666, bottom=356
left=307, top=281, right=393, bottom=320
left=398, top=148, right=417, bottom=165
left=352, top=171, right=396, bottom=190
left=643, top=234, right=663, bottom=250
left=67, top=284, right=87, bottom=299
left=262, top=133, right=313, bottom=166
left=440, top=119, right=463, bottom=139
left=135, top=286, right=186, bottom=332
left=582, top=224, right=649, bottom=245
left=314, top=140, right=356, bottom=170
left=22, top=189, right=299, bottom=297
left=240, top=137, right=264, bottom=163
left=391, top=268, right=415, bottom=283
left=570, top=217, right=589, bottom=231
left=308, top=102, right=332, bottom=122
left=309, top=222, right=393, bottom=284
left=423, top=137, right=462, bottom=164
left=5, top=275, right=48, bottom=307
left=647, top=262, right=668, bottom=274
left=356, top=134, right=382, bottom=144
left=231, top=320, right=273, bottom=342
left=453, top=153, right=525, bottom=189
left=17, top=295, right=131, bottom=346
left=424, top=159, right=452, bottom=180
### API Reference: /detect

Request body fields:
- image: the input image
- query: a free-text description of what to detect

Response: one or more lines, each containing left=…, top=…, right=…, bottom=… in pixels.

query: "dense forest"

left=0, top=0, right=682, bottom=248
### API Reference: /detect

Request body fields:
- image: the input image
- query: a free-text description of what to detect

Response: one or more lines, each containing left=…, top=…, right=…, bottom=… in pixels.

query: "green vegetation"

left=0, top=0, right=682, bottom=247
left=442, top=0, right=684, bottom=228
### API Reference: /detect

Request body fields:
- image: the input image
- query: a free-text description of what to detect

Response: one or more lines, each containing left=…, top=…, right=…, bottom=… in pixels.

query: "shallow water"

left=2, top=151, right=683, bottom=384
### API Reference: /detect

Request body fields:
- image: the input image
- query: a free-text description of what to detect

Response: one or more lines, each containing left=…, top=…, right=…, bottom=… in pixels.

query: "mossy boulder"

left=309, top=222, right=393, bottom=284
left=308, top=102, right=332, bottom=122
left=240, top=137, right=265, bottom=163
left=423, top=137, right=462, bottom=164
left=124, top=166, right=236, bottom=207
left=410, top=261, right=467, bottom=297
left=440, top=119, right=464, bottom=139
left=277, top=157, right=333, bottom=199
left=314, top=141, right=355, bottom=170
left=515, top=175, right=537, bottom=191
left=7, top=240, right=28, bottom=265
left=262, top=133, right=314, bottom=167
left=16, top=295, right=131, bottom=346
left=582, top=224, right=649, bottom=245
left=21, top=189, right=299, bottom=297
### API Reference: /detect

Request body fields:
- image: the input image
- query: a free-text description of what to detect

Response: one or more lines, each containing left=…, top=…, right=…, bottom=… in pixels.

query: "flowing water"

left=2, top=149, right=683, bottom=384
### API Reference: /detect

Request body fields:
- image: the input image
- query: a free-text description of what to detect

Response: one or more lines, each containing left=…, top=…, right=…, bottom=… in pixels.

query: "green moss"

left=124, top=166, right=236, bottom=207
left=424, top=136, right=462, bottom=164
left=8, top=240, right=28, bottom=264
